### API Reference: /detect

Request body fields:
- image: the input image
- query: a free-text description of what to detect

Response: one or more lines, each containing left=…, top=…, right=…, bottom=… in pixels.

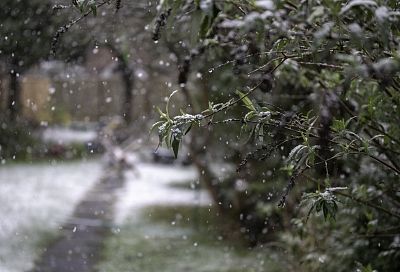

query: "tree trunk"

left=103, top=43, right=134, bottom=124
left=8, top=68, right=20, bottom=122
left=121, top=64, right=133, bottom=124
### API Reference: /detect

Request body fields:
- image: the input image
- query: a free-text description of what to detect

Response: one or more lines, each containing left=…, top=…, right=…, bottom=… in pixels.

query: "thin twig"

left=296, top=61, right=344, bottom=69
left=50, top=1, right=109, bottom=56
left=202, top=82, right=263, bottom=119
left=278, top=167, right=309, bottom=207
left=335, top=191, right=400, bottom=220
left=202, top=58, right=287, bottom=120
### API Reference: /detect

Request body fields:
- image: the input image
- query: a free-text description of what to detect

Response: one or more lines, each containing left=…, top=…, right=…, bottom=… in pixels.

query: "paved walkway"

left=31, top=170, right=125, bottom=272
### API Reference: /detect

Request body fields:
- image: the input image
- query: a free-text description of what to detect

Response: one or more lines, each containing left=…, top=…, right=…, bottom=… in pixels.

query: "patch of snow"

left=256, top=0, right=275, bottom=10
left=114, top=161, right=212, bottom=224
left=0, top=160, right=101, bottom=272
left=41, top=127, right=97, bottom=144
left=375, top=6, right=389, bottom=22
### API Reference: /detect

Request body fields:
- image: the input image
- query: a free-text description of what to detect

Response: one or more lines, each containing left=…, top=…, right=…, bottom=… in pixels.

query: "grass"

left=0, top=223, right=60, bottom=272
left=167, top=179, right=204, bottom=190
left=97, top=205, right=286, bottom=272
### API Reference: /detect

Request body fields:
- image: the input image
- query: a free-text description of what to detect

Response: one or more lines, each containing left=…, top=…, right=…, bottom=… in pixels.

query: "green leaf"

left=91, top=5, right=97, bottom=16
left=184, top=124, right=192, bottom=135
left=156, top=107, right=168, bottom=120
left=332, top=118, right=346, bottom=132
left=190, top=9, right=203, bottom=45
left=288, top=144, right=307, bottom=163
left=199, top=14, right=210, bottom=39
left=198, top=2, right=220, bottom=39
left=166, top=90, right=179, bottom=119
left=235, top=90, right=256, bottom=111
left=340, top=0, right=378, bottom=15
left=322, top=203, right=329, bottom=220
left=172, top=137, right=180, bottom=158
left=150, top=121, right=164, bottom=134
left=315, top=199, right=323, bottom=212
left=244, top=111, right=256, bottom=121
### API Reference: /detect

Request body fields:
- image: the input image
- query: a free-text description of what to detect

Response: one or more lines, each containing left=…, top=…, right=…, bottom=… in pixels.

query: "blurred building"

left=1, top=47, right=139, bottom=124
left=0, top=43, right=181, bottom=128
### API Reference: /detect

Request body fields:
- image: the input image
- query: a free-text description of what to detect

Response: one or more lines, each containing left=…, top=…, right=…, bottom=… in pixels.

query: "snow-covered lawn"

left=114, top=160, right=212, bottom=224
left=0, top=160, right=101, bottom=272
left=98, top=160, right=284, bottom=272
left=41, top=126, right=97, bottom=144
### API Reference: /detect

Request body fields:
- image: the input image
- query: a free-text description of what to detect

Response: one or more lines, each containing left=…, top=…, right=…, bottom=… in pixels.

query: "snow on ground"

left=41, top=127, right=97, bottom=144
left=0, top=152, right=213, bottom=271
left=0, top=160, right=101, bottom=272
left=114, top=160, right=213, bottom=224
left=98, top=156, right=286, bottom=272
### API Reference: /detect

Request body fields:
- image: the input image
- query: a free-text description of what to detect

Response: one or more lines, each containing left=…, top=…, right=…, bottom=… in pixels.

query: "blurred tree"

left=0, top=0, right=63, bottom=121
left=51, top=1, right=171, bottom=124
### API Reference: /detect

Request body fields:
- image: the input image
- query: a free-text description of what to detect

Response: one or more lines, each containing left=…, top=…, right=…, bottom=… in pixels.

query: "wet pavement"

left=31, top=170, right=125, bottom=272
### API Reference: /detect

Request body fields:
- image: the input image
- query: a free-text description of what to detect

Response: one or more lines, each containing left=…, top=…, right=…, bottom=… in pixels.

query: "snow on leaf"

left=340, top=0, right=378, bottom=15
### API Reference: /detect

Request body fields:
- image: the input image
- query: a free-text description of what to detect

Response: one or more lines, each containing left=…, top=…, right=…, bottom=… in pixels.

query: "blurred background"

left=0, top=1, right=287, bottom=271
left=2, top=1, right=400, bottom=272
